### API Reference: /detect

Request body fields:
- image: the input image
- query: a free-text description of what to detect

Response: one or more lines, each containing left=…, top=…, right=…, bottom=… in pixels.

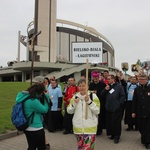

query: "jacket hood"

left=16, top=91, right=30, bottom=103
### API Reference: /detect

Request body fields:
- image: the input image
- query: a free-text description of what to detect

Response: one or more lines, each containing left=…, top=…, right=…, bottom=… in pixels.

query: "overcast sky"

left=0, top=0, right=150, bottom=75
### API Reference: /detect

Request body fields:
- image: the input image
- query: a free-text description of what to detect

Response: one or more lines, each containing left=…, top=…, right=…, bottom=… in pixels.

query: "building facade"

left=0, top=0, right=118, bottom=82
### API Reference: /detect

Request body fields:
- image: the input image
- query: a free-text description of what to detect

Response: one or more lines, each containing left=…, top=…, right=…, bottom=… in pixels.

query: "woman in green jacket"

left=16, top=83, right=49, bottom=150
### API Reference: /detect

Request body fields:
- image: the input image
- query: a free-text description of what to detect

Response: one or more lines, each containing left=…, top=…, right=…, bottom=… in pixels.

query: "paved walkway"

left=0, top=124, right=146, bottom=150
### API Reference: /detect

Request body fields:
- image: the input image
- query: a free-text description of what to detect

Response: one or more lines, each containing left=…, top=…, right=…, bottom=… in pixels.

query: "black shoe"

left=63, top=130, right=71, bottom=134
left=109, top=135, right=114, bottom=140
left=141, top=138, right=145, bottom=145
left=96, top=131, right=102, bottom=135
left=126, top=127, right=133, bottom=131
left=45, top=143, right=50, bottom=150
left=114, top=139, right=119, bottom=144
left=145, top=144, right=150, bottom=149
left=134, top=127, right=139, bottom=131
left=56, top=128, right=63, bottom=131
left=48, top=129, right=54, bottom=133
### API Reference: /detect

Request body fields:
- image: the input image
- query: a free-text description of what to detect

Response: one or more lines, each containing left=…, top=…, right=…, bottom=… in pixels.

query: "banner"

left=131, top=64, right=139, bottom=72
left=121, top=62, right=128, bottom=71
left=72, top=42, right=102, bottom=63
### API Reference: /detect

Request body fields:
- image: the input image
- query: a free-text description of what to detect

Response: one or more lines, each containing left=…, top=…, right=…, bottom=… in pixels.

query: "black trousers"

left=47, top=110, right=63, bottom=132
left=97, top=107, right=106, bottom=134
left=124, top=101, right=138, bottom=127
left=106, top=107, right=122, bottom=139
left=63, top=106, right=73, bottom=131
left=24, top=129, right=45, bottom=150
left=139, top=117, right=150, bottom=144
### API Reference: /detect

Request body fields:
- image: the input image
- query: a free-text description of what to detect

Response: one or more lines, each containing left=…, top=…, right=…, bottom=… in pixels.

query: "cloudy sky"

left=0, top=0, right=150, bottom=75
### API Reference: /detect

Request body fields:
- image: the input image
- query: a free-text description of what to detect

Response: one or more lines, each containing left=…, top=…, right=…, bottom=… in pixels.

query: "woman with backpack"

left=15, top=83, right=49, bottom=150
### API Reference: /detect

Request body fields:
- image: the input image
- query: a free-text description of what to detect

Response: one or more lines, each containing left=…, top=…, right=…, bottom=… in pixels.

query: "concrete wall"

left=35, top=0, right=57, bottom=62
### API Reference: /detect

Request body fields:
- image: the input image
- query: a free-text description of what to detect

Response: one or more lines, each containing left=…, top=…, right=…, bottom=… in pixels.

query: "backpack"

left=11, top=97, right=34, bottom=131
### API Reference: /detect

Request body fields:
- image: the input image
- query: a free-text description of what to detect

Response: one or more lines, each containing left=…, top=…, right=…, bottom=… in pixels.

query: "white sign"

left=72, top=42, right=102, bottom=63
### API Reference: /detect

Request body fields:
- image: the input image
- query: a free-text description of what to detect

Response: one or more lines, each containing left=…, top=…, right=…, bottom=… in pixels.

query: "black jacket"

left=89, top=81, right=106, bottom=101
left=132, top=84, right=150, bottom=118
left=101, top=82, right=125, bottom=112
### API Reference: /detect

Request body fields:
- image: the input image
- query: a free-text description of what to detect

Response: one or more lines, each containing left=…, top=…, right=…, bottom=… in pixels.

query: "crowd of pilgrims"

left=41, top=70, right=150, bottom=149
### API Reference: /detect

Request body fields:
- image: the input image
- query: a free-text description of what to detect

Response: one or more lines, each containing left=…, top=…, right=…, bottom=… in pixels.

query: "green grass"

left=0, top=82, right=30, bottom=134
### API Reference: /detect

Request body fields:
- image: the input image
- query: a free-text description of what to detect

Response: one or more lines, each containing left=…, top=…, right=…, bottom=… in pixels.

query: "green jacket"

left=16, top=91, right=49, bottom=128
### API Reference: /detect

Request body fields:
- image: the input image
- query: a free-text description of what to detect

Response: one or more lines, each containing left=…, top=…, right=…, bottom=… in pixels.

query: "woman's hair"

left=27, top=83, right=45, bottom=98
left=44, top=77, right=50, bottom=85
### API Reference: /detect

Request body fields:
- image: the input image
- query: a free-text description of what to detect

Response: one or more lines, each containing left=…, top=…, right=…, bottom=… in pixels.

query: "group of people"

left=15, top=70, right=150, bottom=150
left=89, top=70, right=126, bottom=145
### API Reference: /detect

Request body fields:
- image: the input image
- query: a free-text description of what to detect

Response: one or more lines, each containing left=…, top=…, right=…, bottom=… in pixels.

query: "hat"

left=91, top=71, right=100, bottom=77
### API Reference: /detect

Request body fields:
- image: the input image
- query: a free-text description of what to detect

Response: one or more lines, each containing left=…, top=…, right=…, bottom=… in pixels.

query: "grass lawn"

left=0, top=82, right=30, bottom=134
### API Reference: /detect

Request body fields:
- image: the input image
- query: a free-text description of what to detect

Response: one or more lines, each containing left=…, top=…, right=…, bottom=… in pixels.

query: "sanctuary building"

left=0, top=0, right=118, bottom=82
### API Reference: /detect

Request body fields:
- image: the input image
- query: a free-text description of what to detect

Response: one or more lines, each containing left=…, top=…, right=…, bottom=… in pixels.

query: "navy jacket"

left=101, top=82, right=125, bottom=112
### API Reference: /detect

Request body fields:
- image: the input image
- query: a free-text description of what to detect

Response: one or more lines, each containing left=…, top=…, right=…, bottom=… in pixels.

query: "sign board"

left=141, top=61, right=150, bottom=70
left=72, top=42, right=102, bottom=63
left=131, top=64, right=139, bottom=72
left=141, top=61, right=150, bottom=75
left=121, top=62, right=129, bottom=71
